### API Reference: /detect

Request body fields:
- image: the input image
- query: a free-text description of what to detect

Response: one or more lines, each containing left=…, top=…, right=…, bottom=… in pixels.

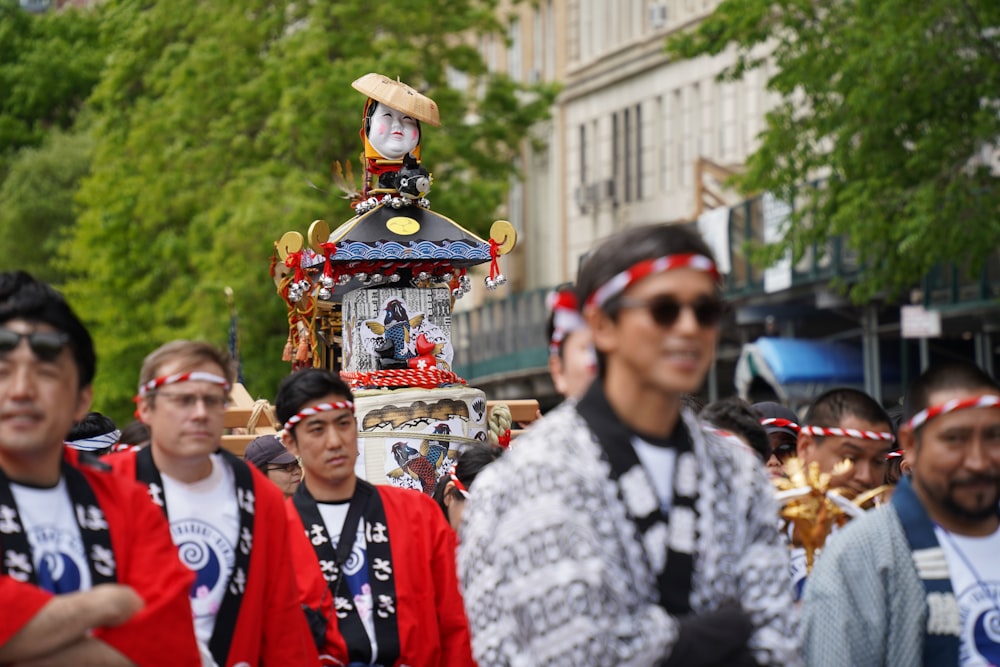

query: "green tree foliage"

left=0, top=129, right=93, bottom=283
left=0, top=0, right=105, bottom=172
left=61, top=0, right=555, bottom=420
left=666, top=0, right=1000, bottom=301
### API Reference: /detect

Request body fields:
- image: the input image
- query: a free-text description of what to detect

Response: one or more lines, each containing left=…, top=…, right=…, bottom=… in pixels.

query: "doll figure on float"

left=355, top=73, right=437, bottom=196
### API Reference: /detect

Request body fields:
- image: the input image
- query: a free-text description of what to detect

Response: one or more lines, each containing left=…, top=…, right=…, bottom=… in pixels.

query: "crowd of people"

left=1, top=221, right=999, bottom=666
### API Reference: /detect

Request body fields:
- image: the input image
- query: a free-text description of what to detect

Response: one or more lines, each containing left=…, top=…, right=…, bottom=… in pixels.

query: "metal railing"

left=451, top=287, right=551, bottom=382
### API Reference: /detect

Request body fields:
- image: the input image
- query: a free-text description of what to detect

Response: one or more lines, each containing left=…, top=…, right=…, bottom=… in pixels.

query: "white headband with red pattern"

left=137, top=372, right=230, bottom=398
left=906, top=395, right=1000, bottom=431
left=585, top=253, right=720, bottom=310
left=548, top=289, right=585, bottom=356
left=282, top=401, right=355, bottom=433
left=760, top=417, right=800, bottom=432
left=799, top=425, right=895, bottom=443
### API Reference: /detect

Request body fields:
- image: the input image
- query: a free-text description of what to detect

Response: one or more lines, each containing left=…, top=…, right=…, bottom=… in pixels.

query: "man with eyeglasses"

left=458, top=224, right=801, bottom=666
left=802, top=361, right=1000, bottom=667
left=105, top=340, right=318, bottom=666
left=244, top=434, right=301, bottom=499
left=0, top=271, right=200, bottom=665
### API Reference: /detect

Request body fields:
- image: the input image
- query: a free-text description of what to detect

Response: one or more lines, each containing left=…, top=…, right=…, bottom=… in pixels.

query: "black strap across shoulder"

left=135, top=446, right=255, bottom=667
left=0, top=458, right=117, bottom=589
left=293, top=479, right=400, bottom=665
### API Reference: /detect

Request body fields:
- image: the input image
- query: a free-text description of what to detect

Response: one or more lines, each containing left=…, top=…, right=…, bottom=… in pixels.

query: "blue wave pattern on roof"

left=330, top=240, right=491, bottom=261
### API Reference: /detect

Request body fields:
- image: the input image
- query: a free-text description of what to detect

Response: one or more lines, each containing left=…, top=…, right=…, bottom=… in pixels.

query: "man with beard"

left=802, top=361, right=1000, bottom=667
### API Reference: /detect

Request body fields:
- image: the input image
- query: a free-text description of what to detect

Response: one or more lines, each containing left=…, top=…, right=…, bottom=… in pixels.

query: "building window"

left=508, top=18, right=522, bottom=82
left=635, top=103, right=643, bottom=201
left=624, top=108, right=631, bottom=203
left=545, top=0, right=555, bottom=79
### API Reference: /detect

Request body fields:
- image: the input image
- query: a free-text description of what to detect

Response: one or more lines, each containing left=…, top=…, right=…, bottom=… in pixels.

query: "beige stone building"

left=483, top=0, right=777, bottom=292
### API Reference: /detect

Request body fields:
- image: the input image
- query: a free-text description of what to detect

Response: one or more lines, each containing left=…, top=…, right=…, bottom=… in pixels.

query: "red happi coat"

left=286, top=485, right=475, bottom=667
left=0, top=448, right=201, bottom=666
left=105, top=449, right=320, bottom=667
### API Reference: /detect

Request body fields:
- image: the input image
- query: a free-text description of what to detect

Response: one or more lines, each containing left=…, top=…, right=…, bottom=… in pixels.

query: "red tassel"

left=295, top=336, right=310, bottom=363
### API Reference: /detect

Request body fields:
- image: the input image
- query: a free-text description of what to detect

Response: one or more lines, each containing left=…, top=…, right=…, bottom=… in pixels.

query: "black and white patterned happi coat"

left=457, top=401, right=802, bottom=667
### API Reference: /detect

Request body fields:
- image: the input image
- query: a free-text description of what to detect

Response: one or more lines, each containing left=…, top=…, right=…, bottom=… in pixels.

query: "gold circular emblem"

left=386, top=216, right=421, bottom=236
left=490, top=220, right=517, bottom=254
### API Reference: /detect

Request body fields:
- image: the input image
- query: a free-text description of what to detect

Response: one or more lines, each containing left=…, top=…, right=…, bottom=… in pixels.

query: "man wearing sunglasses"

left=459, top=225, right=800, bottom=666
left=244, top=434, right=302, bottom=499
left=0, top=271, right=200, bottom=666
left=753, top=401, right=801, bottom=478
left=105, top=340, right=318, bottom=666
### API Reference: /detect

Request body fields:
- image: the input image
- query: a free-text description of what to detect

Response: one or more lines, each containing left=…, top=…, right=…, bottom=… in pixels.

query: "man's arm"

left=12, top=635, right=135, bottom=667
left=0, top=584, right=142, bottom=663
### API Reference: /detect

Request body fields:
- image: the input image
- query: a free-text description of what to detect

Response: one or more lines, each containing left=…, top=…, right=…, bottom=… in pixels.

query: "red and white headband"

left=760, top=418, right=800, bottom=432
left=906, top=395, right=1000, bottom=431
left=585, top=253, right=720, bottom=310
left=548, top=289, right=585, bottom=356
left=448, top=465, right=470, bottom=499
left=282, top=401, right=355, bottom=432
left=137, top=371, right=230, bottom=398
left=800, top=425, right=895, bottom=443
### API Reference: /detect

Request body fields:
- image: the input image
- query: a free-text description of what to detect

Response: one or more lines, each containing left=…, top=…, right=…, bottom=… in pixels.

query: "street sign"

left=901, top=304, right=942, bottom=339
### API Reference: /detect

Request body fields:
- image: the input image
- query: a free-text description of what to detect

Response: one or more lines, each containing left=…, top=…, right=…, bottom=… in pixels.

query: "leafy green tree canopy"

left=667, top=0, right=1000, bottom=301
left=63, top=0, right=555, bottom=421
left=0, top=0, right=105, bottom=171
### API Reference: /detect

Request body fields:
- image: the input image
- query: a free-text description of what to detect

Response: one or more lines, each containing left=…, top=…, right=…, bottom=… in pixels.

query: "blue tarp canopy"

left=735, top=337, right=900, bottom=404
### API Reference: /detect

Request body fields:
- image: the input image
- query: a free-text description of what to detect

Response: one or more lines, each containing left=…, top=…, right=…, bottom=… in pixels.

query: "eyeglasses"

left=0, top=328, right=71, bottom=362
left=153, top=392, right=228, bottom=410
left=266, top=462, right=300, bottom=474
left=616, top=294, right=725, bottom=328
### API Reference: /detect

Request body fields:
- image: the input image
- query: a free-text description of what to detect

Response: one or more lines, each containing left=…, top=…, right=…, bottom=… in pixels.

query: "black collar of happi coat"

left=576, top=381, right=699, bottom=614
left=135, top=446, right=255, bottom=667
left=293, top=479, right=400, bottom=666
left=0, top=455, right=117, bottom=589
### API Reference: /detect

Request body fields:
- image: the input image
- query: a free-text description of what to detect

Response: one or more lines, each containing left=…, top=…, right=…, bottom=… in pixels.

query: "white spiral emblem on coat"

left=339, top=523, right=367, bottom=577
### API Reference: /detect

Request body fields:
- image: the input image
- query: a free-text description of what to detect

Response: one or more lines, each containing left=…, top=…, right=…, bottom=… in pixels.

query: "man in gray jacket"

left=459, top=224, right=801, bottom=667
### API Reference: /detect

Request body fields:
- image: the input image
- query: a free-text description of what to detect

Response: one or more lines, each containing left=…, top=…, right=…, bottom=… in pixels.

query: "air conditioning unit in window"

left=649, top=1, right=668, bottom=29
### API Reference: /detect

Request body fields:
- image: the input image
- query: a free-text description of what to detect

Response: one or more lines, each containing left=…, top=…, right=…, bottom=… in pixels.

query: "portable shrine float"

left=272, top=73, right=516, bottom=493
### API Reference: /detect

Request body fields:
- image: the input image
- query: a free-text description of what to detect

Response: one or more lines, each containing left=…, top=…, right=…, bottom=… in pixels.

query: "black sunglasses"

left=771, top=442, right=797, bottom=462
left=617, top=294, right=725, bottom=328
left=0, top=328, right=71, bottom=362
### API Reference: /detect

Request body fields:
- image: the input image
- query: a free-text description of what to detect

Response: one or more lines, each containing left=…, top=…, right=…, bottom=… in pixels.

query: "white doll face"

left=368, top=102, right=420, bottom=160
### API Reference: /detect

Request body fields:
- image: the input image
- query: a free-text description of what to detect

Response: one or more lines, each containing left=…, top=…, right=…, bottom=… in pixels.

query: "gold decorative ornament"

left=773, top=457, right=890, bottom=572
left=489, top=220, right=517, bottom=255
left=386, top=216, right=421, bottom=236
left=276, top=231, right=304, bottom=260
left=308, top=220, right=331, bottom=252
